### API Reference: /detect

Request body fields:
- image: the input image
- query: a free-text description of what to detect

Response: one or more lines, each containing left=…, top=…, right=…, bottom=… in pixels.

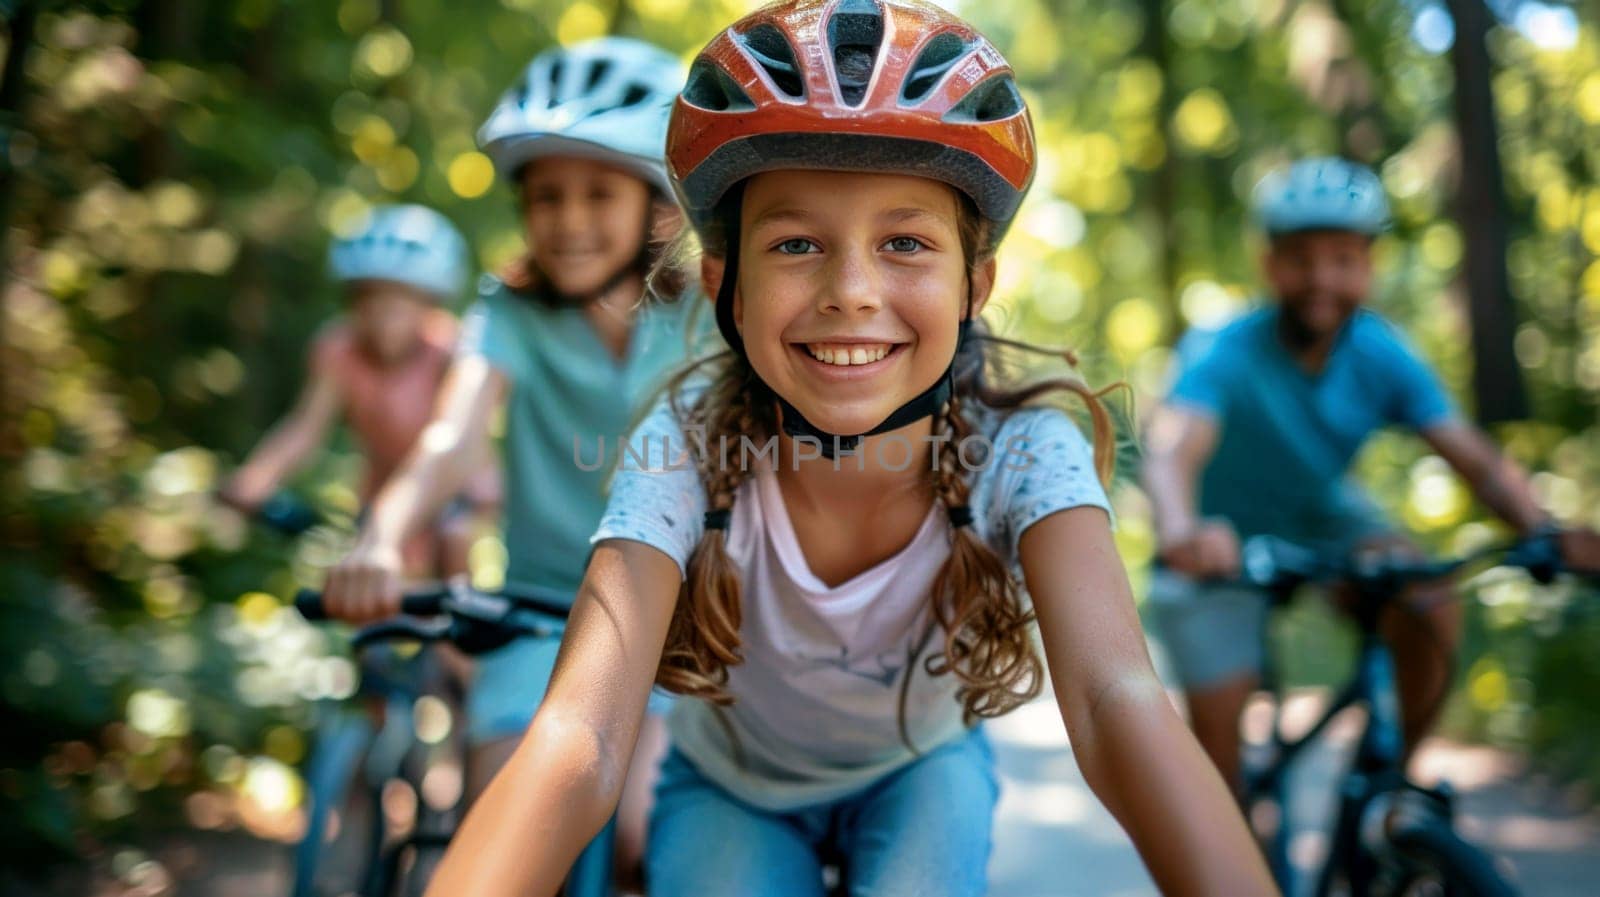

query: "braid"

left=656, top=355, right=772, bottom=702
left=920, top=391, right=1045, bottom=725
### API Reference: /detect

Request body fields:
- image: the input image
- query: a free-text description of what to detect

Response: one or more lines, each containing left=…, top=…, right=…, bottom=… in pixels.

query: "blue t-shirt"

left=1167, top=306, right=1457, bottom=541
left=457, top=276, right=713, bottom=598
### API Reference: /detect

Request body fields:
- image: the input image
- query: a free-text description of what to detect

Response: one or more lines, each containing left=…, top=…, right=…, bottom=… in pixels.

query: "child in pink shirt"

left=223, top=204, right=499, bottom=576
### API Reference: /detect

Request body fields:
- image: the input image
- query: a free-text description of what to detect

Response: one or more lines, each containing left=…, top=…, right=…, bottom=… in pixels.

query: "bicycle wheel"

left=1380, top=818, right=1518, bottom=897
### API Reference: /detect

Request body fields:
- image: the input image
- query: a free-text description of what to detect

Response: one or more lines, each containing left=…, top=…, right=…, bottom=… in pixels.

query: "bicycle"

left=1235, top=531, right=1578, bottom=897
left=289, top=579, right=617, bottom=897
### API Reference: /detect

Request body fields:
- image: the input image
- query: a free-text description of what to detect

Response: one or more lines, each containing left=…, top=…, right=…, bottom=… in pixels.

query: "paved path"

left=986, top=690, right=1600, bottom=897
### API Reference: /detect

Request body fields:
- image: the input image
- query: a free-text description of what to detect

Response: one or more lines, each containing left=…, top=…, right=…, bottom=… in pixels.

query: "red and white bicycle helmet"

left=667, top=0, right=1036, bottom=253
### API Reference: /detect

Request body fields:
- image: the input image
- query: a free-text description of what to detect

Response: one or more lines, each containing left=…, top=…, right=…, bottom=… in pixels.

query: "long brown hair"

left=651, top=192, right=1121, bottom=735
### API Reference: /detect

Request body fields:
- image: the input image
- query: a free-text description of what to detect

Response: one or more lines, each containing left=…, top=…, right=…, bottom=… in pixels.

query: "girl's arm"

left=1021, top=506, right=1277, bottom=897
left=322, top=355, right=506, bottom=621
left=424, top=539, right=680, bottom=897
left=221, top=371, right=342, bottom=510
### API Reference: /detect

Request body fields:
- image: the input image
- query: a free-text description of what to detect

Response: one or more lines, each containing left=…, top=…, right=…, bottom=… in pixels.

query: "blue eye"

left=885, top=236, right=924, bottom=253
left=777, top=238, right=817, bottom=255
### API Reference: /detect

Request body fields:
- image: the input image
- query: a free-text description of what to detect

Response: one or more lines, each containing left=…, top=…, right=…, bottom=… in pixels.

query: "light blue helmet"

left=1252, top=157, right=1391, bottom=237
left=477, top=37, right=685, bottom=195
left=328, top=204, right=470, bottom=301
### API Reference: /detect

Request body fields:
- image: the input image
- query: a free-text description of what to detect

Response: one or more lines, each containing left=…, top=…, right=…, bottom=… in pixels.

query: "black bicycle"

left=289, top=580, right=617, bottom=897
left=1236, top=531, right=1578, bottom=897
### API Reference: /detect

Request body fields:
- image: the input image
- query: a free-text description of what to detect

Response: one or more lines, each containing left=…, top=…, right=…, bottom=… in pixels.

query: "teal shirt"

left=1168, top=306, right=1458, bottom=541
left=458, top=276, right=711, bottom=598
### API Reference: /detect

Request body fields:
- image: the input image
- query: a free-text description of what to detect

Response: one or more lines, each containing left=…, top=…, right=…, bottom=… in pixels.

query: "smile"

left=804, top=343, right=895, bottom=366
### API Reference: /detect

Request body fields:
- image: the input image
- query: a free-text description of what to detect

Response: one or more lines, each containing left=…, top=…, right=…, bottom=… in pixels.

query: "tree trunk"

left=1444, top=0, right=1528, bottom=423
left=0, top=0, right=40, bottom=462
left=1139, top=0, right=1179, bottom=342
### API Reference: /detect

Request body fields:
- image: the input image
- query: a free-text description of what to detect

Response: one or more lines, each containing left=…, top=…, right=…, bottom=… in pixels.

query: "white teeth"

left=806, top=343, right=893, bottom=366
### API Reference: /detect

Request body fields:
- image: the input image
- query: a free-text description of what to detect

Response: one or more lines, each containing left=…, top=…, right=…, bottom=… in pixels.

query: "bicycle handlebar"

left=1238, top=531, right=1570, bottom=597
left=293, top=581, right=575, bottom=655
left=293, top=582, right=573, bottom=620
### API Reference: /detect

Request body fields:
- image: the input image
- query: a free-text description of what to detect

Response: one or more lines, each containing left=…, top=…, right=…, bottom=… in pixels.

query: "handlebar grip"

left=292, top=587, right=449, bottom=622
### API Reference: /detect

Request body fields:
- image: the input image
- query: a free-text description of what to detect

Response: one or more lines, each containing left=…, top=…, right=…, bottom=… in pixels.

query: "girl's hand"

left=322, top=537, right=405, bottom=623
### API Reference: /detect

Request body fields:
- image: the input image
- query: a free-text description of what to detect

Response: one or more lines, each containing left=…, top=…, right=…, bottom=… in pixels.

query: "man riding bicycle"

left=1140, top=156, right=1600, bottom=793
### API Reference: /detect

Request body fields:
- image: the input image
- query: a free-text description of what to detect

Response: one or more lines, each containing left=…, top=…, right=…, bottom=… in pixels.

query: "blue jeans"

left=646, top=728, right=997, bottom=897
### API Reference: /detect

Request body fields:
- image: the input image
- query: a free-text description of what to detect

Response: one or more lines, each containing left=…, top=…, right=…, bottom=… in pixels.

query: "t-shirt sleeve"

left=995, top=408, right=1115, bottom=559
left=1374, top=320, right=1458, bottom=430
left=455, top=283, right=527, bottom=382
left=1165, top=328, right=1229, bottom=419
left=589, top=394, right=707, bottom=579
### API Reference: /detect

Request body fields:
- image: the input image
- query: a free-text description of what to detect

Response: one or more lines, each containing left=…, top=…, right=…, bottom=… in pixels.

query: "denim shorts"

left=1146, top=567, right=1273, bottom=690
left=467, top=634, right=676, bottom=744
left=645, top=727, right=998, bottom=897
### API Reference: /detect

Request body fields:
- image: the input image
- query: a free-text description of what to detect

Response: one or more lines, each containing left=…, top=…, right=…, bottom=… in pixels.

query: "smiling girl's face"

left=703, top=170, right=995, bottom=438
left=520, top=156, right=654, bottom=298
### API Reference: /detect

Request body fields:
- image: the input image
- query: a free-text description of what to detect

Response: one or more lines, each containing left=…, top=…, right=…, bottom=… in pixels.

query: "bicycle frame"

left=292, top=584, right=618, bottom=897
left=1244, top=595, right=1438, bottom=897
left=294, top=644, right=467, bottom=897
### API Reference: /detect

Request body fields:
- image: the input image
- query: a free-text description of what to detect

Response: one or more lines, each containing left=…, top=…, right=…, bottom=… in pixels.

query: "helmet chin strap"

left=714, top=211, right=970, bottom=460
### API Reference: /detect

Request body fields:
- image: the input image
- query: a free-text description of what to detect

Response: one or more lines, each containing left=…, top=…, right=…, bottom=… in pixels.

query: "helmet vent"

left=620, top=83, right=651, bottom=108
left=682, top=59, right=756, bottom=112
left=738, top=24, right=805, bottom=99
left=546, top=59, right=565, bottom=102
left=901, top=32, right=969, bottom=104
left=585, top=60, right=613, bottom=93
left=585, top=82, right=656, bottom=119
left=828, top=0, right=883, bottom=107
left=943, top=74, right=1022, bottom=123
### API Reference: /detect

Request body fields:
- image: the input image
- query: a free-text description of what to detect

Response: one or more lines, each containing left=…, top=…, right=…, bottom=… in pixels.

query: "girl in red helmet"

left=430, top=2, right=1275, bottom=895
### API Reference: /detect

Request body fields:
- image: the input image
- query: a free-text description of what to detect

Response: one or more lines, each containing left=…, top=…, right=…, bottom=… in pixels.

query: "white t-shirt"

left=590, top=391, right=1113, bottom=811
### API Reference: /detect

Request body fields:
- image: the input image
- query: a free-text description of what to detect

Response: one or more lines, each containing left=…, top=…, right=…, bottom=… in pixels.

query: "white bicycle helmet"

left=478, top=37, right=685, bottom=194
left=328, top=204, right=470, bottom=301
left=1253, top=157, right=1391, bottom=237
